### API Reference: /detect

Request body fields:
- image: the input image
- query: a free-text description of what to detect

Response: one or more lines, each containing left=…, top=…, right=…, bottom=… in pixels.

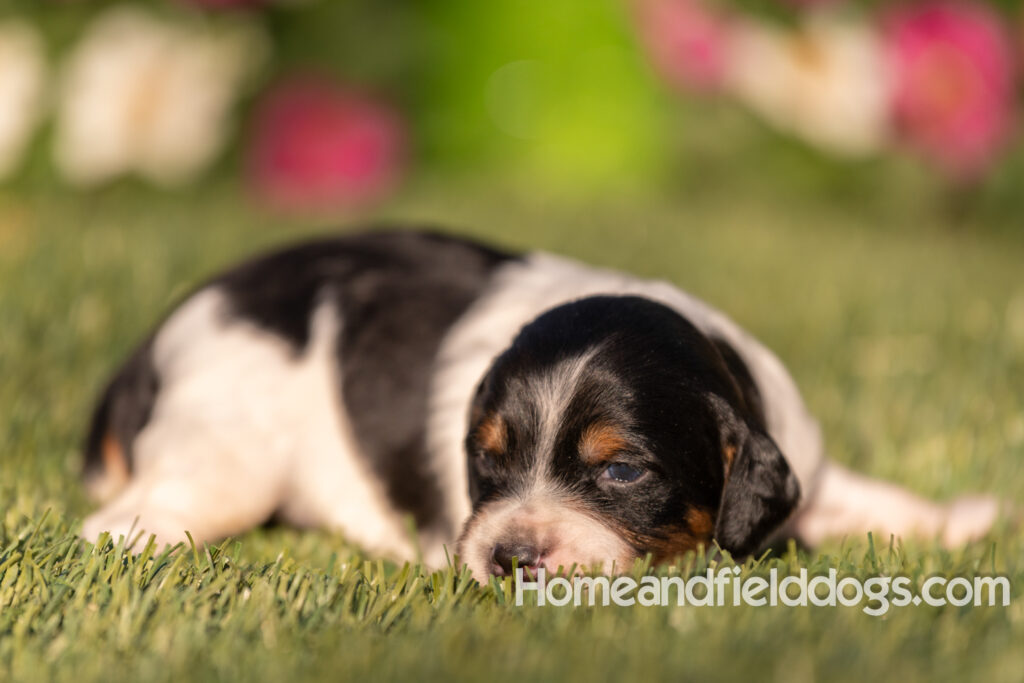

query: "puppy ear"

left=709, top=395, right=800, bottom=558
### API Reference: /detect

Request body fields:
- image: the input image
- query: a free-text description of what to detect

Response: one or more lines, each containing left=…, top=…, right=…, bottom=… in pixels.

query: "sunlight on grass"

left=1, top=183, right=1022, bottom=682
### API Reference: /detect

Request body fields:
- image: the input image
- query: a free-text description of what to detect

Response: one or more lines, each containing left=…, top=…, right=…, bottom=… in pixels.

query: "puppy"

left=82, top=229, right=998, bottom=580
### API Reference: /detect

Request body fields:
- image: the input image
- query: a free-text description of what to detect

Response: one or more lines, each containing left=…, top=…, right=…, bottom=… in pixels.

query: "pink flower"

left=633, top=0, right=733, bottom=93
left=248, top=77, right=406, bottom=211
left=883, top=2, right=1016, bottom=180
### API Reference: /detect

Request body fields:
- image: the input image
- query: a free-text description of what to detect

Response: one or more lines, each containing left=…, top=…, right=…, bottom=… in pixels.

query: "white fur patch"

left=788, top=462, right=1000, bottom=548
left=457, top=480, right=635, bottom=583
left=83, top=287, right=415, bottom=558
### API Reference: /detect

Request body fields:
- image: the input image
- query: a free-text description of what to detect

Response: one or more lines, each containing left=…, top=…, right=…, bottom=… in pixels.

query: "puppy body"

left=82, top=230, right=997, bottom=578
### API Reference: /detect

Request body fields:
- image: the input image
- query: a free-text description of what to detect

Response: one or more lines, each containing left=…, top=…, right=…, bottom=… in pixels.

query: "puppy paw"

left=942, top=495, right=1000, bottom=546
left=81, top=511, right=187, bottom=550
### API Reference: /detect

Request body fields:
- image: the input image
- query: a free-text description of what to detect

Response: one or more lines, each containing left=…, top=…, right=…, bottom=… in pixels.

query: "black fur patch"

left=464, top=295, right=798, bottom=561
left=465, top=297, right=733, bottom=552
left=217, top=229, right=520, bottom=533
left=710, top=336, right=767, bottom=431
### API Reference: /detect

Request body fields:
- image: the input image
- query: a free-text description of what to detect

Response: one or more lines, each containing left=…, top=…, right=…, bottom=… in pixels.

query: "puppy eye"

left=602, top=462, right=646, bottom=483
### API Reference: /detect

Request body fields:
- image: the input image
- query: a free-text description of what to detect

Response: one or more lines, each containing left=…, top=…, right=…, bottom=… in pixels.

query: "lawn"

left=1, top=181, right=1022, bottom=682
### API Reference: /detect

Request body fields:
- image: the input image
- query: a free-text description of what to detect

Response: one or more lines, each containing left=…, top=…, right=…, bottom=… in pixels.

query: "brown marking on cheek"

left=626, top=506, right=716, bottom=564
left=102, top=432, right=130, bottom=489
left=686, top=506, right=714, bottom=537
left=475, top=414, right=507, bottom=454
left=646, top=530, right=703, bottom=564
left=578, top=422, right=630, bottom=465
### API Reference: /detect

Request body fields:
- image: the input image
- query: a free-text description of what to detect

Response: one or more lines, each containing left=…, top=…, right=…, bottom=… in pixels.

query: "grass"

left=1, top=180, right=1023, bottom=682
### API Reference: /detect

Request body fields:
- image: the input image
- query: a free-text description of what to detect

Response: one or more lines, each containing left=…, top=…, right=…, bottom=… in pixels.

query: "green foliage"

left=411, top=0, right=670, bottom=189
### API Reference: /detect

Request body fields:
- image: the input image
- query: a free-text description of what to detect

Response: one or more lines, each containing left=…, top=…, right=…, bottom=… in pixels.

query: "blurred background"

left=0, top=0, right=1023, bottom=224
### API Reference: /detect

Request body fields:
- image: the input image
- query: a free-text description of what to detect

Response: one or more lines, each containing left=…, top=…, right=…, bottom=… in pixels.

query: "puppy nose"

left=491, top=542, right=540, bottom=575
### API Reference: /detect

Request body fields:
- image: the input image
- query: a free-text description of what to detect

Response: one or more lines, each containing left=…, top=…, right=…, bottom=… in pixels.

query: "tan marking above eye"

left=579, top=422, right=630, bottom=465
left=476, top=414, right=507, bottom=454
left=629, top=506, right=716, bottom=564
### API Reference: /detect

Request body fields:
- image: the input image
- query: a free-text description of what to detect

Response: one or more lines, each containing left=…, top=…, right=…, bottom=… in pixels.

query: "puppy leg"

left=789, top=461, right=1000, bottom=548
left=82, top=474, right=281, bottom=549
left=81, top=417, right=286, bottom=548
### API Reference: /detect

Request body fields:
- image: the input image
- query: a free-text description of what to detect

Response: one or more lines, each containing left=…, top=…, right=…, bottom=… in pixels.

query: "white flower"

left=726, top=14, right=888, bottom=157
left=0, top=20, right=46, bottom=182
left=54, top=6, right=267, bottom=187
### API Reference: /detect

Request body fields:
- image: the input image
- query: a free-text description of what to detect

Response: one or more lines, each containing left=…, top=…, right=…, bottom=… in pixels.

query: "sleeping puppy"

left=81, top=228, right=999, bottom=580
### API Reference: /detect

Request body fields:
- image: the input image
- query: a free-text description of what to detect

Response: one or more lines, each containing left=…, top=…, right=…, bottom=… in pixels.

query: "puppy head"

left=456, top=296, right=799, bottom=581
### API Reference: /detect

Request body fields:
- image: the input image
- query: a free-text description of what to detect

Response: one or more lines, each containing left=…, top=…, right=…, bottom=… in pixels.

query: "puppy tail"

left=83, top=342, right=159, bottom=502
